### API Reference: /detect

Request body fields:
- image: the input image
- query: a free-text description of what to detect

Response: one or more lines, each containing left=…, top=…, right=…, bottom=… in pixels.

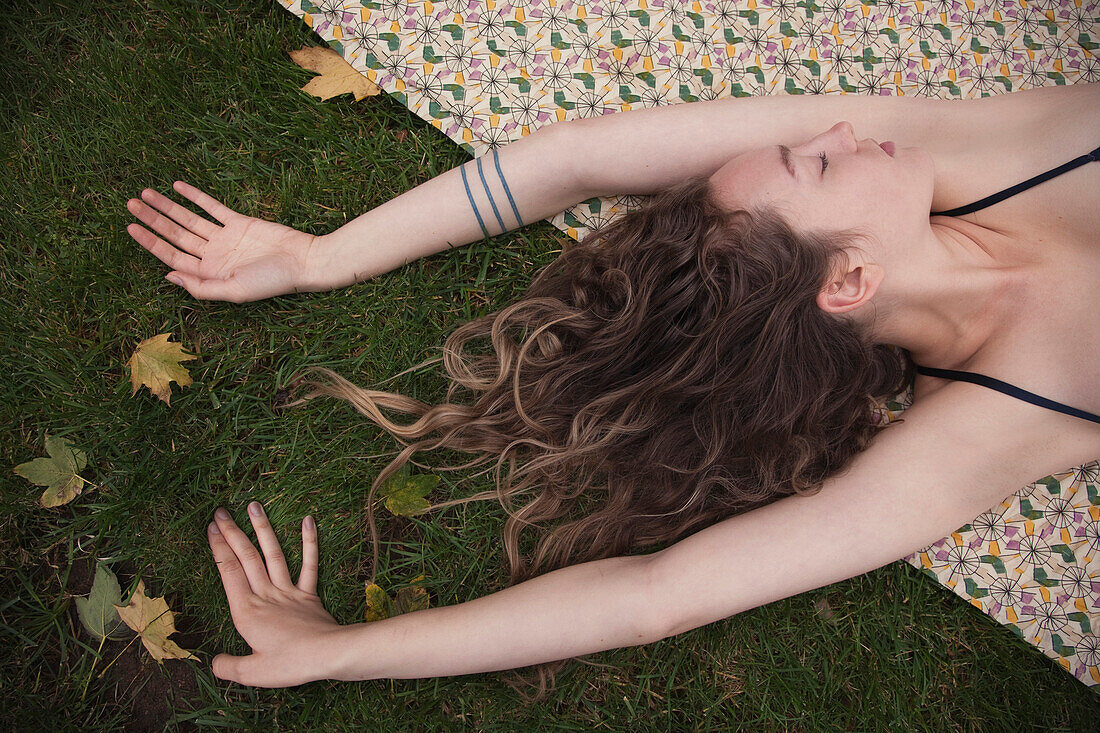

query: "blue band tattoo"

left=492, top=148, right=524, bottom=228
left=460, top=162, right=491, bottom=239
left=476, top=156, right=509, bottom=232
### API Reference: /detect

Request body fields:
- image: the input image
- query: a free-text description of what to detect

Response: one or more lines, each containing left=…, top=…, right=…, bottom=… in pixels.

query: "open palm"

left=126, top=181, right=321, bottom=303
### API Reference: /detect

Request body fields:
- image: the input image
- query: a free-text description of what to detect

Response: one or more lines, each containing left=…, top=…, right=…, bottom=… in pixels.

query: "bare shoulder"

left=901, top=82, right=1100, bottom=213
left=648, top=379, right=1099, bottom=638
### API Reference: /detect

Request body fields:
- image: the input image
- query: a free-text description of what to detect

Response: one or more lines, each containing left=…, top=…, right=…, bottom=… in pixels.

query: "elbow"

left=637, top=551, right=687, bottom=643
left=535, top=117, right=593, bottom=197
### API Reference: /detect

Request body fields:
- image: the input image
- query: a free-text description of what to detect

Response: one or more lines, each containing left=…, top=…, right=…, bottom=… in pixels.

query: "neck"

left=866, top=218, right=1036, bottom=369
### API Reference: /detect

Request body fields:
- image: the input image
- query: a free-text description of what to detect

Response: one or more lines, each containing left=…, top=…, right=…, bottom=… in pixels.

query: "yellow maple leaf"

left=289, top=45, right=381, bottom=102
left=13, top=434, right=90, bottom=508
left=114, top=579, right=197, bottom=662
left=126, top=333, right=197, bottom=405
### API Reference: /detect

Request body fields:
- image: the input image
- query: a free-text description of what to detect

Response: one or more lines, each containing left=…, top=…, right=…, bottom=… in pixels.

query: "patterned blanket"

left=277, top=0, right=1100, bottom=687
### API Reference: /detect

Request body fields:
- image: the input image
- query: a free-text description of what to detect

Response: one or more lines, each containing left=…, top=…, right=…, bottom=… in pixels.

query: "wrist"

left=321, top=623, right=374, bottom=682
left=297, top=233, right=335, bottom=293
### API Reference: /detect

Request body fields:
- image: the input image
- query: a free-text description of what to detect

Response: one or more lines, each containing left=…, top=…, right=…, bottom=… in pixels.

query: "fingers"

left=297, top=515, right=319, bottom=594
left=213, top=508, right=272, bottom=593
left=247, top=502, right=294, bottom=589
left=165, top=270, right=246, bottom=303
left=212, top=652, right=245, bottom=682
left=127, top=189, right=214, bottom=255
left=208, top=521, right=253, bottom=610
left=172, top=180, right=235, bottom=226
left=126, top=219, right=205, bottom=276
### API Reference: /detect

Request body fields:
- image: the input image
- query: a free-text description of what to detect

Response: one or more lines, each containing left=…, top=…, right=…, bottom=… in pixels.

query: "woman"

left=125, top=81, right=1099, bottom=690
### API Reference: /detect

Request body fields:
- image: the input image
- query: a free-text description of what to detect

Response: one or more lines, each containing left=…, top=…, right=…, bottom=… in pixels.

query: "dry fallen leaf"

left=13, top=434, right=90, bottom=507
left=114, top=579, right=198, bottom=662
left=126, top=333, right=197, bottom=405
left=289, top=45, right=381, bottom=102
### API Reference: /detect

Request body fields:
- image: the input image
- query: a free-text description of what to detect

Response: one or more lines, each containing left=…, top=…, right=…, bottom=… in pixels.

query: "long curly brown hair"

left=286, top=175, right=913, bottom=699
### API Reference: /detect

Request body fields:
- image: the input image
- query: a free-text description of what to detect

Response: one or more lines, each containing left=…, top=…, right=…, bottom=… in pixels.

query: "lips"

left=879, top=141, right=896, bottom=157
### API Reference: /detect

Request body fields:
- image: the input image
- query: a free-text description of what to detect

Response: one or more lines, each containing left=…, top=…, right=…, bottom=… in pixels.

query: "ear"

left=815, top=256, right=883, bottom=315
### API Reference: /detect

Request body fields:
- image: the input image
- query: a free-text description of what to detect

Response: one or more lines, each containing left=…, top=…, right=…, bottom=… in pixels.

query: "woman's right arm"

left=206, top=377, right=1097, bottom=687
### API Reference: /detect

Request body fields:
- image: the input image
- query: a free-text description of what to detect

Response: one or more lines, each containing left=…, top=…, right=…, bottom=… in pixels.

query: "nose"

left=836, top=121, right=858, bottom=152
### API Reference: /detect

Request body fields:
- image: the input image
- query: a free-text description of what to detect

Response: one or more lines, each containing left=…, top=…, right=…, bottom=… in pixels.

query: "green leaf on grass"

left=377, top=465, right=438, bottom=516
left=75, top=563, right=129, bottom=642
left=365, top=575, right=430, bottom=622
left=14, top=435, right=89, bottom=507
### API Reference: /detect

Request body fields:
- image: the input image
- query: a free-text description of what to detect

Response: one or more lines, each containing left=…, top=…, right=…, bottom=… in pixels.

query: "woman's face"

left=708, top=121, right=935, bottom=255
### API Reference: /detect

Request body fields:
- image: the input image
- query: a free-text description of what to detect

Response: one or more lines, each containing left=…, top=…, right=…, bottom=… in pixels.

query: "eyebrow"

left=777, top=144, right=795, bottom=179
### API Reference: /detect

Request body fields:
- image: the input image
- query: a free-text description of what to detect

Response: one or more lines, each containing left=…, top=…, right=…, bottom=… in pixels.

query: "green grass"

left=1, top=0, right=1096, bottom=729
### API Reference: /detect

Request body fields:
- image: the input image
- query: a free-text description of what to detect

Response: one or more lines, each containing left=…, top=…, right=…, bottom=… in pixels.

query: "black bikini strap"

left=931, top=145, right=1100, bottom=217
left=914, top=364, right=1100, bottom=425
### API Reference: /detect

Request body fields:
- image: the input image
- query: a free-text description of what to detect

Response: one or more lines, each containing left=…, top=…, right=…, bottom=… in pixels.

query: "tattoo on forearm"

left=461, top=148, right=524, bottom=239
left=457, top=162, right=488, bottom=236
left=492, top=148, right=523, bottom=228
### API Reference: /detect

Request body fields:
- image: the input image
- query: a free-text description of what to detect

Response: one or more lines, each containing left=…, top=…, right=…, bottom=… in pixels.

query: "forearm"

left=306, top=123, right=583, bottom=291
left=324, top=553, right=660, bottom=681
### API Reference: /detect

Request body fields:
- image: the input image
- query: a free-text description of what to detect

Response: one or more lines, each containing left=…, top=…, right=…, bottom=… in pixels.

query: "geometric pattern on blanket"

left=911, top=460, right=1100, bottom=687
left=277, top=0, right=1100, bottom=686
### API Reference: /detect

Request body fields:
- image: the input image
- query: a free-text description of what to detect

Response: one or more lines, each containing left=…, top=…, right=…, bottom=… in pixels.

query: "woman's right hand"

left=126, top=181, right=324, bottom=303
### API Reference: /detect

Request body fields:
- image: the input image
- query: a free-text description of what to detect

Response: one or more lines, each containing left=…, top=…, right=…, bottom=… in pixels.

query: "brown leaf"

left=114, top=579, right=197, bottom=662
left=125, top=333, right=197, bottom=405
left=289, top=45, right=381, bottom=102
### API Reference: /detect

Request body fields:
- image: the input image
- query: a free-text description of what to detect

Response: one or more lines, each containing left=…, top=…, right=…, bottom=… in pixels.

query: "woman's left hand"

left=207, top=502, right=344, bottom=687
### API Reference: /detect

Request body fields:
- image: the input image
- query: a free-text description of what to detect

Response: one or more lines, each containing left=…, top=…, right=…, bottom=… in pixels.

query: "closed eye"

left=818, top=151, right=829, bottom=175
